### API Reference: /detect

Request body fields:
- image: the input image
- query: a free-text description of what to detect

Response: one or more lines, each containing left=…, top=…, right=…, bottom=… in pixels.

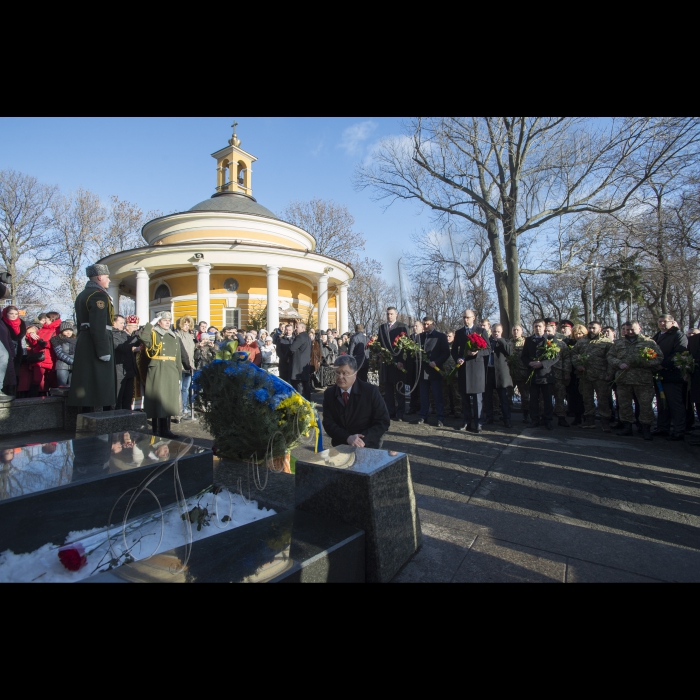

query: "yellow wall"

left=158, top=229, right=306, bottom=250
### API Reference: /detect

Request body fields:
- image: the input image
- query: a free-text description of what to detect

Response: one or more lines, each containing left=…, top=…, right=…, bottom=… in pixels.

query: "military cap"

left=544, top=316, right=558, bottom=325
left=86, top=263, right=110, bottom=278
left=560, top=319, right=574, bottom=328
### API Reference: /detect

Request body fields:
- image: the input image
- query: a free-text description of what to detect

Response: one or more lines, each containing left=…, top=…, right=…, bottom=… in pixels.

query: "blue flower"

left=253, top=388, right=269, bottom=402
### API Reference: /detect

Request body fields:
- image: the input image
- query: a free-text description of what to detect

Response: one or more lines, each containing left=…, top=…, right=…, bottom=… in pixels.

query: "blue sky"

left=0, top=117, right=435, bottom=287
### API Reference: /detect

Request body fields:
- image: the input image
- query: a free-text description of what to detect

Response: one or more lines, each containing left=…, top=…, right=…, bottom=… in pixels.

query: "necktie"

left=343, top=391, right=349, bottom=405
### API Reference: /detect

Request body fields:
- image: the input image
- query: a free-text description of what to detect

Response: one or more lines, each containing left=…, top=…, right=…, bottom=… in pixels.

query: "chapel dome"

left=188, top=191, right=281, bottom=221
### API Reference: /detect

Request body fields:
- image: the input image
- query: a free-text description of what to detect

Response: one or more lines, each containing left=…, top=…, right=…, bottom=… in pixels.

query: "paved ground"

left=6, top=395, right=700, bottom=582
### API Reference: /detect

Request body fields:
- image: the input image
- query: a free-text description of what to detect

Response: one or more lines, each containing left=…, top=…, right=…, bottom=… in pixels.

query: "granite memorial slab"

left=84, top=509, right=365, bottom=583
left=0, top=396, right=65, bottom=436
left=294, top=446, right=422, bottom=583
left=76, top=410, right=149, bottom=436
left=0, top=431, right=212, bottom=554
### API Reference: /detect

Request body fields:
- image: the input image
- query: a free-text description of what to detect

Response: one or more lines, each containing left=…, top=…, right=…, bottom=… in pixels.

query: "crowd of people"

left=373, top=306, right=700, bottom=444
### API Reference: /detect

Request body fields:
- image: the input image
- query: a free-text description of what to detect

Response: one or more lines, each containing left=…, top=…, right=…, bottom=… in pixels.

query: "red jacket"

left=33, top=319, right=61, bottom=369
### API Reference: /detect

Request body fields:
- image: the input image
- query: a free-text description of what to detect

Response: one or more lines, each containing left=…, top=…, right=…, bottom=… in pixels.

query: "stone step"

left=84, top=509, right=365, bottom=583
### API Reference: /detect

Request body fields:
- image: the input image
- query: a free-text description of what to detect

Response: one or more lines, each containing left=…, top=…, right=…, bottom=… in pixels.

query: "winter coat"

left=239, top=342, right=261, bottom=366
left=139, top=322, right=182, bottom=418
left=607, top=335, right=663, bottom=386
left=571, top=334, right=613, bottom=381
left=1, top=311, right=25, bottom=377
left=113, top=330, right=140, bottom=380
left=50, top=333, right=77, bottom=372
left=37, top=318, right=61, bottom=369
left=551, top=337, right=572, bottom=378
left=276, top=335, right=294, bottom=379
left=310, top=339, right=322, bottom=372
left=175, top=329, right=196, bottom=370
left=67, top=282, right=117, bottom=408
left=508, top=336, right=530, bottom=383
left=653, top=327, right=688, bottom=384
left=419, top=329, right=451, bottom=381
left=0, top=320, right=16, bottom=388
left=521, top=336, right=557, bottom=385
left=487, top=337, right=513, bottom=388
left=348, top=332, right=369, bottom=365
left=194, top=343, right=217, bottom=368
left=688, top=334, right=700, bottom=403
left=290, top=331, right=311, bottom=381
left=451, top=325, right=490, bottom=394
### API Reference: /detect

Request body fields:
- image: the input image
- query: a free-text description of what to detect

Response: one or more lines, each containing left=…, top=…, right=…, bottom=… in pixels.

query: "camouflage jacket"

left=507, top=336, right=530, bottom=382
left=607, top=335, right=663, bottom=385
left=550, top=336, right=572, bottom=378
left=571, top=334, right=613, bottom=380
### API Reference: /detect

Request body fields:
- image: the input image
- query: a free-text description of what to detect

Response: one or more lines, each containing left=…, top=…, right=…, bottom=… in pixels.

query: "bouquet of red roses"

left=465, top=332, right=488, bottom=352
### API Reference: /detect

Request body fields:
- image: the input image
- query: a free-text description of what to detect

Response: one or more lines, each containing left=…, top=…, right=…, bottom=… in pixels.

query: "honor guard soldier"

left=68, top=264, right=116, bottom=410
left=139, top=311, right=183, bottom=438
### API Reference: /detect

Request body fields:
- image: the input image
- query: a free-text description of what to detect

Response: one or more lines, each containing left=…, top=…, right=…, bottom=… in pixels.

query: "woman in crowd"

left=338, top=333, right=350, bottom=355
left=22, top=324, right=52, bottom=396
left=50, top=321, right=77, bottom=387
left=207, top=326, right=221, bottom=344
left=1, top=306, right=25, bottom=395
left=260, top=336, right=280, bottom=376
left=175, top=315, right=196, bottom=417
left=194, top=332, right=217, bottom=369
left=310, top=330, right=322, bottom=389
left=568, top=323, right=588, bottom=426
left=258, top=329, right=269, bottom=346
left=239, top=332, right=261, bottom=366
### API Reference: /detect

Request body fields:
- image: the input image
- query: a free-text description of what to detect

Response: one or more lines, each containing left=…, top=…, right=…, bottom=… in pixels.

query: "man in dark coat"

left=417, top=317, right=450, bottom=427
left=113, top=314, right=142, bottom=410
left=348, top=323, right=369, bottom=383
left=322, top=355, right=391, bottom=449
left=482, top=323, right=513, bottom=427
left=0, top=314, right=16, bottom=401
left=277, top=324, right=294, bottom=382
left=289, top=321, right=311, bottom=400
left=521, top=319, right=558, bottom=429
left=687, top=331, right=700, bottom=446
left=68, top=263, right=117, bottom=410
left=452, top=309, right=490, bottom=432
left=653, top=314, right=688, bottom=440
left=139, top=311, right=183, bottom=438
left=377, top=306, right=408, bottom=421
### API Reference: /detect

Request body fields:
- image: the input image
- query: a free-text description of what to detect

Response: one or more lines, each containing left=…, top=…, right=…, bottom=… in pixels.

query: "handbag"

left=25, top=350, right=45, bottom=364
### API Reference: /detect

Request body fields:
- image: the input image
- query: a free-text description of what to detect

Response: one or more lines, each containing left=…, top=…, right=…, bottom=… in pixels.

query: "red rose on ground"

left=58, top=543, right=88, bottom=572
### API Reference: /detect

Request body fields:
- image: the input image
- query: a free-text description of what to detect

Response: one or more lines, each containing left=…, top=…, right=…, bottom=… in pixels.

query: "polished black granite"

left=84, top=509, right=365, bottom=583
left=294, top=445, right=422, bottom=583
left=0, top=432, right=212, bottom=554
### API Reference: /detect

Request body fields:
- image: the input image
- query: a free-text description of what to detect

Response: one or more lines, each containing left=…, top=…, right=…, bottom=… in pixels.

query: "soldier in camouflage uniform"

left=607, top=321, right=662, bottom=441
left=508, top=324, right=530, bottom=422
left=571, top=321, right=614, bottom=431
left=545, top=319, right=572, bottom=427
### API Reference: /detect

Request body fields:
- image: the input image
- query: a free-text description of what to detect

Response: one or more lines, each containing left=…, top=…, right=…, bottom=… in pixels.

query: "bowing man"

left=322, top=355, right=391, bottom=449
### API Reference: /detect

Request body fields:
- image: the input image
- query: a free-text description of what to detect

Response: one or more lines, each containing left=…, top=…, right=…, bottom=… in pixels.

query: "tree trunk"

left=485, top=215, right=510, bottom=335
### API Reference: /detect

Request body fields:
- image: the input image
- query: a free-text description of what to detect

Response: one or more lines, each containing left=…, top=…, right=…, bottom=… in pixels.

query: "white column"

left=107, top=282, right=120, bottom=316
left=194, top=262, right=212, bottom=325
left=317, top=273, right=329, bottom=331
left=133, top=268, right=150, bottom=324
left=339, top=282, right=349, bottom=334
left=266, top=265, right=280, bottom=332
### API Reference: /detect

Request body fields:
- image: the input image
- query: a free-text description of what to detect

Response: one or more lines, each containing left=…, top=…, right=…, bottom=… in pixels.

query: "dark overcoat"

left=68, top=283, right=116, bottom=407
left=139, top=322, right=182, bottom=418
left=451, top=325, right=490, bottom=394
left=521, top=335, right=557, bottom=385
left=322, top=379, right=391, bottom=449
left=277, top=335, right=294, bottom=380
left=653, top=328, right=688, bottom=383
left=289, top=331, right=311, bottom=382
left=490, top=337, right=513, bottom=388
left=688, top=333, right=700, bottom=402
left=419, top=329, right=450, bottom=382
left=378, top=321, right=409, bottom=386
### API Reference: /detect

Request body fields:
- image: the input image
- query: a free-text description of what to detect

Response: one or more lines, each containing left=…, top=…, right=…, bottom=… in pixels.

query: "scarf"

left=1, top=307, right=21, bottom=334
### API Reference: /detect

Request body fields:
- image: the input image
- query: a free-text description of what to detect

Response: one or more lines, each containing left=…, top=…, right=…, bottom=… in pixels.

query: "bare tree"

left=356, top=117, right=700, bottom=335
left=94, top=195, right=159, bottom=259
left=0, top=169, right=58, bottom=304
left=282, top=198, right=365, bottom=265
left=347, top=257, right=395, bottom=334
left=51, top=188, right=106, bottom=304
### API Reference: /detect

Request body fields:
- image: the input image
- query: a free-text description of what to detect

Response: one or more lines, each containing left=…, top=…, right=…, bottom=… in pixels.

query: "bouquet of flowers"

left=465, top=332, right=488, bottom=352
left=193, top=355, right=320, bottom=471
left=615, top=346, right=658, bottom=384
left=574, top=352, right=590, bottom=374
left=526, top=338, right=561, bottom=384
left=673, top=350, right=696, bottom=382
left=367, top=335, right=407, bottom=373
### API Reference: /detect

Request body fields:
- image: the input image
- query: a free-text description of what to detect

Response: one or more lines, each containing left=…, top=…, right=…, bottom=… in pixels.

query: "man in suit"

left=289, top=321, right=312, bottom=400
left=417, top=316, right=450, bottom=428
left=377, top=306, right=408, bottom=421
left=653, top=313, right=688, bottom=440
left=276, top=324, right=294, bottom=383
left=452, top=309, right=490, bottom=433
left=322, top=355, right=391, bottom=449
left=521, top=318, right=557, bottom=429
left=482, top=323, right=513, bottom=428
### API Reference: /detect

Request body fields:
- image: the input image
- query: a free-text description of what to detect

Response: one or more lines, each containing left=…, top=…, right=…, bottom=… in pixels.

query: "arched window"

left=154, top=283, right=171, bottom=300
left=237, top=161, right=247, bottom=187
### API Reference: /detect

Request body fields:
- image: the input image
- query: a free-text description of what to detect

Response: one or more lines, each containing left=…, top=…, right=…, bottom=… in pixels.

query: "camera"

left=0, top=269, right=11, bottom=300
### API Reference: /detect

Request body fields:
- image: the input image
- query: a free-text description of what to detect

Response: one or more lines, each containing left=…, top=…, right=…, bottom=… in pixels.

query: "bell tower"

left=211, top=120, right=258, bottom=196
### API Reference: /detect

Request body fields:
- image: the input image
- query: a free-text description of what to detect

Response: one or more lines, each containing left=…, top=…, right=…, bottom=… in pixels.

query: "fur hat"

left=126, top=315, right=139, bottom=325
left=59, top=320, right=75, bottom=333
left=86, top=263, right=110, bottom=278
left=156, top=311, right=172, bottom=320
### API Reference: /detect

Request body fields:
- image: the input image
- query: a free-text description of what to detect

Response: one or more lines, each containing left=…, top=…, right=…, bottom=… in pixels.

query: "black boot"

left=159, top=417, right=179, bottom=440
left=616, top=421, right=633, bottom=436
left=642, top=424, right=653, bottom=441
left=151, top=418, right=160, bottom=436
left=557, top=417, right=570, bottom=428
